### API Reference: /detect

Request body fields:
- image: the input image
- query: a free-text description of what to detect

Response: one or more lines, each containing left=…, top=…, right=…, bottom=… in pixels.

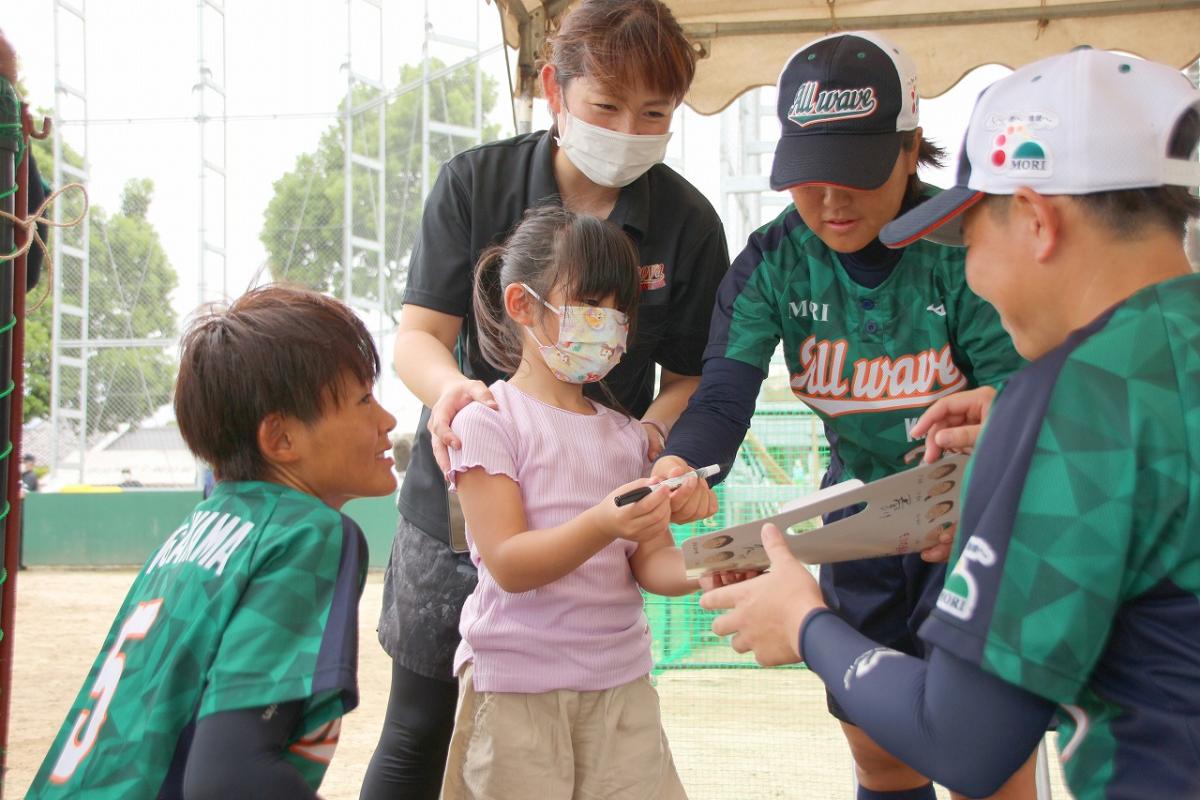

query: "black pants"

left=360, top=660, right=459, bottom=800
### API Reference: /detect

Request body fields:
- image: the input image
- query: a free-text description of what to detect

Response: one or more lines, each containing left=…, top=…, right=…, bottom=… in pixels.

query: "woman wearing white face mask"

left=555, top=112, right=673, bottom=189
left=361, top=2, right=729, bottom=797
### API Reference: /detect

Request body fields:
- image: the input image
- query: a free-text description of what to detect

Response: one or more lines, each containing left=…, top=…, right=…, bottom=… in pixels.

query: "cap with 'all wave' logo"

left=770, top=31, right=920, bottom=192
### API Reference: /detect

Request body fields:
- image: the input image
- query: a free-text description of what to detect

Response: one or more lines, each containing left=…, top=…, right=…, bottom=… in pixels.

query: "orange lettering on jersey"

left=794, top=337, right=967, bottom=416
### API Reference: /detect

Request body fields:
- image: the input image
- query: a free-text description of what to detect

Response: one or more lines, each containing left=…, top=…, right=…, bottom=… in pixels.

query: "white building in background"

left=24, top=412, right=198, bottom=491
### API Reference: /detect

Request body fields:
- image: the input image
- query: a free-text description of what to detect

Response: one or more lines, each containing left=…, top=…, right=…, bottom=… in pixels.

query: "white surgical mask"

left=555, top=110, right=672, bottom=188
left=520, top=283, right=629, bottom=384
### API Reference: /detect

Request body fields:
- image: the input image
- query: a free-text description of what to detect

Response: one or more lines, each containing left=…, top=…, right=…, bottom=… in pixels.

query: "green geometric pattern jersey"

left=707, top=205, right=1022, bottom=484
left=26, top=481, right=368, bottom=799
left=921, top=273, right=1200, bottom=799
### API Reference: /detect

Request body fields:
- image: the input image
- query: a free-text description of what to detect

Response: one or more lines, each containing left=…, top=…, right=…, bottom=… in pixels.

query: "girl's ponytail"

left=471, top=244, right=523, bottom=375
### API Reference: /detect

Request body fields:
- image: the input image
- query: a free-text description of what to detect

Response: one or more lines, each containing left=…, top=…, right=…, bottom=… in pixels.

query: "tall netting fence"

left=28, top=1, right=507, bottom=490
left=30, top=160, right=181, bottom=487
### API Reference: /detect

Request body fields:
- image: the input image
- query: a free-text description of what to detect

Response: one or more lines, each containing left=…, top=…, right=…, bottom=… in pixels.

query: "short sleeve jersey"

left=920, top=274, right=1200, bottom=800
left=397, top=130, right=730, bottom=544
left=27, top=482, right=369, bottom=799
left=708, top=205, right=1022, bottom=483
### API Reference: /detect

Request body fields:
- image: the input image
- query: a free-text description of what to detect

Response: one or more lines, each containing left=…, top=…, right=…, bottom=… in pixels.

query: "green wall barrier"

left=22, top=491, right=400, bottom=568
left=344, top=496, right=401, bottom=566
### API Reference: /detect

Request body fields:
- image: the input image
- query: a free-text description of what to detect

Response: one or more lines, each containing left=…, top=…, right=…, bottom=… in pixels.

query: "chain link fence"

left=23, top=1, right=508, bottom=490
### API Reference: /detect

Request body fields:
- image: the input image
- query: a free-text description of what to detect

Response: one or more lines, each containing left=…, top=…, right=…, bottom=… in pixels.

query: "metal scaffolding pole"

left=719, top=88, right=787, bottom=252
left=421, top=0, right=485, bottom=196
left=342, top=0, right=386, bottom=326
left=196, top=0, right=228, bottom=307
left=50, top=0, right=90, bottom=483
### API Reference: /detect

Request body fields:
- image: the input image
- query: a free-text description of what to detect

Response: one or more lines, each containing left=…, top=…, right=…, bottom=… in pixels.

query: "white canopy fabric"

left=492, top=0, right=1200, bottom=114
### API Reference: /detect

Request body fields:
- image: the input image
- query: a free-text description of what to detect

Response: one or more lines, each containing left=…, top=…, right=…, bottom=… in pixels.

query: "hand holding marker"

left=615, top=464, right=720, bottom=507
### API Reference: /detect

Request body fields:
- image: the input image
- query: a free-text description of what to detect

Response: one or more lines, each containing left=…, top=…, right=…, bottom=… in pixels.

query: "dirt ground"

left=7, top=570, right=1071, bottom=799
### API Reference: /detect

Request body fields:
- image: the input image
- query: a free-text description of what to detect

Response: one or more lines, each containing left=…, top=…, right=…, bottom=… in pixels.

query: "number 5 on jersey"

left=50, top=599, right=164, bottom=783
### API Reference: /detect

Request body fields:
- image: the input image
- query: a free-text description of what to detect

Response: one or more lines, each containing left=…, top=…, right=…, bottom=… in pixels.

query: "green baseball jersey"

left=921, top=273, right=1200, bottom=799
left=27, top=481, right=368, bottom=799
left=707, top=204, right=1022, bottom=483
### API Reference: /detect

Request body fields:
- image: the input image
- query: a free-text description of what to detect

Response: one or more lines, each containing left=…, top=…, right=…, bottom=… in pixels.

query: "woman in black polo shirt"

left=360, top=2, right=728, bottom=796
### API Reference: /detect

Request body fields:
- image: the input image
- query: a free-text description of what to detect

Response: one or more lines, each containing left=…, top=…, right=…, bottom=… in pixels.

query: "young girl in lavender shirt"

left=439, top=206, right=743, bottom=800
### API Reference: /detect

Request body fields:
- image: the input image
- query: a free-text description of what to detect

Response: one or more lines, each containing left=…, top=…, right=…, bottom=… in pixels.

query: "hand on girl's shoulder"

left=445, top=395, right=513, bottom=481
left=443, top=396, right=518, bottom=488
left=448, top=391, right=508, bottom=438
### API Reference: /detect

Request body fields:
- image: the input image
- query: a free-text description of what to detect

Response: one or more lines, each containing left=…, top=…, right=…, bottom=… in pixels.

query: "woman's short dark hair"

left=174, top=285, right=380, bottom=482
left=545, top=0, right=696, bottom=103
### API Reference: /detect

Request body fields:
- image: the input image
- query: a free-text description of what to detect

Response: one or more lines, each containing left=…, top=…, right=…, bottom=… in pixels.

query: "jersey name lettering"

left=791, top=335, right=967, bottom=416
left=147, top=511, right=255, bottom=577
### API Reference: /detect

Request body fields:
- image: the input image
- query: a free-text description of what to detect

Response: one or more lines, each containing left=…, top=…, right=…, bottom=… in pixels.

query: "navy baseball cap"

left=881, top=48, right=1200, bottom=248
left=770, top=31, right=921, bottom=191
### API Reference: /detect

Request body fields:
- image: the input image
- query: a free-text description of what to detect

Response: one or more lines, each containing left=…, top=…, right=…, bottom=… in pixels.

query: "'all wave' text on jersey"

left=791, top=335, right=968, bottom=416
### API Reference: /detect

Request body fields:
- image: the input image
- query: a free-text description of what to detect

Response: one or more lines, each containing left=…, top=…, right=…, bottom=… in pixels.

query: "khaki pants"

left=440, top=664, right=688, bottom=800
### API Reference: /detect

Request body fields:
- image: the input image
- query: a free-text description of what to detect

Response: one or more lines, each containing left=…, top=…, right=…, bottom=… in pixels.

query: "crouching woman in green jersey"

left=657, top=32, right=1034, bottom=800
left=27, top=286, right=398, bottom=800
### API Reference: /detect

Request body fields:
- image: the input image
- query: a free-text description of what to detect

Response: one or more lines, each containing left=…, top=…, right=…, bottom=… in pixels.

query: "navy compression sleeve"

left=182, top=700, right=318, bottom=799
left=801, top=610, right=1055, bottom=798
left=660, top=357, right=763, bottom=483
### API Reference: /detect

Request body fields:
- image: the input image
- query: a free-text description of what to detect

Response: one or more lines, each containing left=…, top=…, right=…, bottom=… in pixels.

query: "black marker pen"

left=614, top=464, right=720, bottom=507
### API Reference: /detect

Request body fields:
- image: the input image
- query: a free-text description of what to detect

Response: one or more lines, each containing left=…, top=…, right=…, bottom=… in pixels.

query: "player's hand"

left=906, top=386, right=997, bottom=464
left=698, top=569, right=762, bottom=592
left=920, top=521, right=957, bottom=563
left=428, top=378, right=498, bottom=472
left=641, top=421, right=666, bottom=461
left=591, top=477, right=672, bottom=544
left=652, top=456, right=718, bottom=525
left=700, top=523, right=824, bottom=666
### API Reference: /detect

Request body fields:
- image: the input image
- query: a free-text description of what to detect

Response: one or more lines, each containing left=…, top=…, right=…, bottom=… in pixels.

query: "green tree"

left=260, top=60, right=501, bottom=305
left=23, top=133, right=179, bottom=433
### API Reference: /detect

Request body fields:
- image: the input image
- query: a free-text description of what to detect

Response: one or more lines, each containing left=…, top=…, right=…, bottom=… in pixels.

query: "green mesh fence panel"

left=639, top=404, right=856, bottom=798
left=647, top=403, right=830, bottom=671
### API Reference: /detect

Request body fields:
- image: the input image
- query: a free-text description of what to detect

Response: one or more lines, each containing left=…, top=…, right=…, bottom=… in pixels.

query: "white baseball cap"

left=881, top=47, right=1200, bottom=248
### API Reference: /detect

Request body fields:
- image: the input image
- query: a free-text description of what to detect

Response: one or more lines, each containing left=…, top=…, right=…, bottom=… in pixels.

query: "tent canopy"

left=493, top=0, right=1200, bottom=114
